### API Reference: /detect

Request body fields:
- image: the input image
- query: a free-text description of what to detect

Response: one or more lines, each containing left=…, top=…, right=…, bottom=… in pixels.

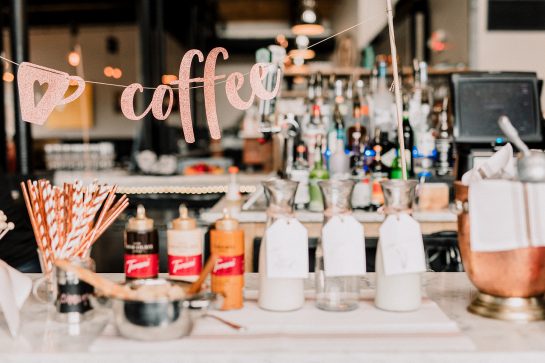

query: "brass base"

left=468, top=292, right=545, bottom=322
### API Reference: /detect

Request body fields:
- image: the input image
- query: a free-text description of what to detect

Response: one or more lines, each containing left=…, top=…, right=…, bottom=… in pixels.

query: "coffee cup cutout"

left=17, top=62, right=86, bottom=125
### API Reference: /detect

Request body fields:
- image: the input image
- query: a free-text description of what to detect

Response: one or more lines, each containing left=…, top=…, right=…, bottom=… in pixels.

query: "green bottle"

left=309, top=135, right=329, bottom=212
left=390, top=149, right=403, bottom=180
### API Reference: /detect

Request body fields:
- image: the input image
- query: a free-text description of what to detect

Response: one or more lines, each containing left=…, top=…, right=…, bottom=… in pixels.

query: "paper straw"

left=386, top=0, right=408, bottom=181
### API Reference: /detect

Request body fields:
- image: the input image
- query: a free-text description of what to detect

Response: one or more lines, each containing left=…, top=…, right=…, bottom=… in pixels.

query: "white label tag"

left=265, top=218, right=309, bottom=278
left=379, top=214, right=426, bottom=276
left=322, top=215, right=366, bottom=277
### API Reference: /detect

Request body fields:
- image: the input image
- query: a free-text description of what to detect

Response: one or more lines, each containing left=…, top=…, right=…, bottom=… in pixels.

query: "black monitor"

left=451, top=72, right=542, bottom=144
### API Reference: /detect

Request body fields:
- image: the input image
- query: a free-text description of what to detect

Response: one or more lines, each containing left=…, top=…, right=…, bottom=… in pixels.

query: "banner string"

left=0, top=13, right=383, bottom=92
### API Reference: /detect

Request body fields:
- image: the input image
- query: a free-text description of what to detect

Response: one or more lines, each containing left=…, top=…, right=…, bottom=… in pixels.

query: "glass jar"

left=54, top=256, right=96, bottom=323
left=315, top=179, right=360, bottom=311
left=258, top=178, right=305, bottom=311
left=375, top=179, right=421, bottom=311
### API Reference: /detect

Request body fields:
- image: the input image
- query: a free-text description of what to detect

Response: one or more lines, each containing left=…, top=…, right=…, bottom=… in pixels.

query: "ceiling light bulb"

left=2, top=72, right=14, bottom=82
left=112, top=68, right=122, bottom=79
left=104, top=66, right=114, bottom=77
left=68, top=50, right=80, bottom=67
left=162, top=74, right=178, bottom=84
left=301, top=9, right=317, bottom=24
left=295, top=35, right=309, bottom=48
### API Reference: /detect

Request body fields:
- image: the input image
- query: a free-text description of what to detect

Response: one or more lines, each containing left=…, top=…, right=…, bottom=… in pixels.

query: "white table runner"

left=91, top=294, right=475, bottom=353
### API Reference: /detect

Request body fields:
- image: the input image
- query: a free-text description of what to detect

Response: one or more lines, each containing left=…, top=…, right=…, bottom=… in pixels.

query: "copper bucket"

left=454, top=181, right=545, bottom=320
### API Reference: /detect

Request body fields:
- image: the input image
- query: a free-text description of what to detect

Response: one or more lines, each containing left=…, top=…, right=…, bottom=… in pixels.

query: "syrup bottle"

left=167, top=205, right=203, bottom=281
left=124, top=205, right=159, bottom=280
left=210, top=210, right=245, bottom=310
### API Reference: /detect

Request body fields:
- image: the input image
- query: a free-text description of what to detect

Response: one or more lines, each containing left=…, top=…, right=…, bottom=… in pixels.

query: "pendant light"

left=291, top=0, right=325, bottom=36
left=67, top=25, right=81, bottom=67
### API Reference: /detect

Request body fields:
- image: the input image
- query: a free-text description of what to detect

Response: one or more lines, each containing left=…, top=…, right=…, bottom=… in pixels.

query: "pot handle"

left=450, top=200, right=469, bottom=215
left=184, top=292, right=223, bottom=310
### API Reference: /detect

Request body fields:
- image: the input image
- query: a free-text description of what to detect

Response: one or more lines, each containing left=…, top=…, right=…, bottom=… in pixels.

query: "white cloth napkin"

left=0, top=260, right=32, bottom=337
left=469, top=180, right=545, bottom=251
left=461, top=143, right=516, bottom=185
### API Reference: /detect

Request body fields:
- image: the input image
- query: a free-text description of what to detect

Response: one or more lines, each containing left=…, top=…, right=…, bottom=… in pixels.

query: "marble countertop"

left=2, top=273, right=545, bottom=363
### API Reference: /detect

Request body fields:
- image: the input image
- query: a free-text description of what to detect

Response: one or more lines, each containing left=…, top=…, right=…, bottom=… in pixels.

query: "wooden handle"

left=54, top=259, right=136, bottom=300
left=187, top=254, right=218, bottom=295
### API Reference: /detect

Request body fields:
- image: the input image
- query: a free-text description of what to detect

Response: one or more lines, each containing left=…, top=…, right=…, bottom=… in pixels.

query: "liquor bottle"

left=289, top=143, right=311, bottom=210
left=327, top=104, right=344, bottom=155
left=350, top=140, right=371, bottom=209
left=349, top=122, right=363, bottom=169
left=346, top=84, right=367, bottom=149
left=329, top=138, right=350, bottom=178
left=402, top=99, right=415, bottom=176
left=419, top=61, right=433, bottom=114
left=373, top=60, right=394, bottom=133
left=344, top=76, right=354, bottom=122
left=413, top=102, right=437, bottom=179
left=368, top=145, right=389, bottom=211
left=435, top=97, right=452, bottom=176
left=377, top=128, right=395, bottom=168
left=309, top=135, right=329, bottom=212
left=303, top=103, right=326, bottom=166
left=409, top=59, right=431, bottom=130
left=315, top=72, right=324, bottom=107
left=334, top=79, right=345, bottom=112
left=363, top=127, right=380, bottom=170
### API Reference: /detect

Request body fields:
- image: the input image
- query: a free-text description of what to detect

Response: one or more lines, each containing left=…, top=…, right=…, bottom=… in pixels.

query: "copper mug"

left=17, top=62, right=86, bottom=125
left=454, top=181, right=545, bottom=297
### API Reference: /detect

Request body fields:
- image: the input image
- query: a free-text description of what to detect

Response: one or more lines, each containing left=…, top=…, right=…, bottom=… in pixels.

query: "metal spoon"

left=498, top=115, right=545, bottom=182
left=498, top=115, right=531, bottom=156
left=202, top=313, right=247, bottom=331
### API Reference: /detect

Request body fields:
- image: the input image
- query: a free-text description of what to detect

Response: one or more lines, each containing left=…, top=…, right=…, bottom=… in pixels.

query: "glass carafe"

left=315, top=179, right=360, bottom=311
left=375, top=179, right=421, bottom=311
left=258, top=178, right=306, bottom=311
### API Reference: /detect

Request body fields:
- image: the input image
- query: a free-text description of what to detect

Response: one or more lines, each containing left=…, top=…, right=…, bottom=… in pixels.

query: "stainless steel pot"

left=111, top=278, right=218, bottom=341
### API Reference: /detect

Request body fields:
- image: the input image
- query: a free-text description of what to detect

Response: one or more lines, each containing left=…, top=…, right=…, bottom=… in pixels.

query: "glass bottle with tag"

left=375, top=180, right=422, bottom=312
left=315, top=179, right=362, bottom=311
left=258, top=179, right=307, bottom=311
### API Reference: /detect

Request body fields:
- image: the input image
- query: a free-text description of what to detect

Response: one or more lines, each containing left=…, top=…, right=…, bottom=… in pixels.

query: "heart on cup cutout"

left=33, top=80, right=49, bottom=107
left=17, top=62, right=86, bottom=125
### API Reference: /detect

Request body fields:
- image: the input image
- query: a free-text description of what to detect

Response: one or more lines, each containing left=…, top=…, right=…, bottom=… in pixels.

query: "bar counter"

left=2, top=273, right=545, bottom=363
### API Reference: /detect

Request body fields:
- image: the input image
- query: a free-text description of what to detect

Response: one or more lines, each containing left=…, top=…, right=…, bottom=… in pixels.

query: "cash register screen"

left=452, top=74, right=542, bottom=143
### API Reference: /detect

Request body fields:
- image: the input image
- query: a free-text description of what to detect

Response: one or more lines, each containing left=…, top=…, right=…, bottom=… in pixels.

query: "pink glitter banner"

left=16, top=47, right=281, bottom=142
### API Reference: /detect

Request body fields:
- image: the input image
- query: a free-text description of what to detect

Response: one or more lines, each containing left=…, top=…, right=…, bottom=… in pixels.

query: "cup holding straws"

left=21, top=179, right=128, bottom=309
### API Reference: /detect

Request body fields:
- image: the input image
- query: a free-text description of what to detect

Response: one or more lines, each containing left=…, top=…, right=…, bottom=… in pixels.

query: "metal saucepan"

left=111, top=278, right=220, bottom=341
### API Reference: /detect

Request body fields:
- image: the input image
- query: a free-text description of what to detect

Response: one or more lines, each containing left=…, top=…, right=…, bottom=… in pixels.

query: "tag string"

left=0, top=13, right=384, bottom=92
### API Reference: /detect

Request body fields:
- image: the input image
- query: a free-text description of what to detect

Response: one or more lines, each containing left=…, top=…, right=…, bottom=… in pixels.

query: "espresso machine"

left=450, top=71, right=544, bottom=178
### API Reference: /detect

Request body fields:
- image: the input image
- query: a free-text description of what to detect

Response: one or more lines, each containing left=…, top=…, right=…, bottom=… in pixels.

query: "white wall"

left=470, top=0, right=545, bottom=109
left=26, top=26, right=141, bottom=140
left=331, top=0, right=389, bottom=51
